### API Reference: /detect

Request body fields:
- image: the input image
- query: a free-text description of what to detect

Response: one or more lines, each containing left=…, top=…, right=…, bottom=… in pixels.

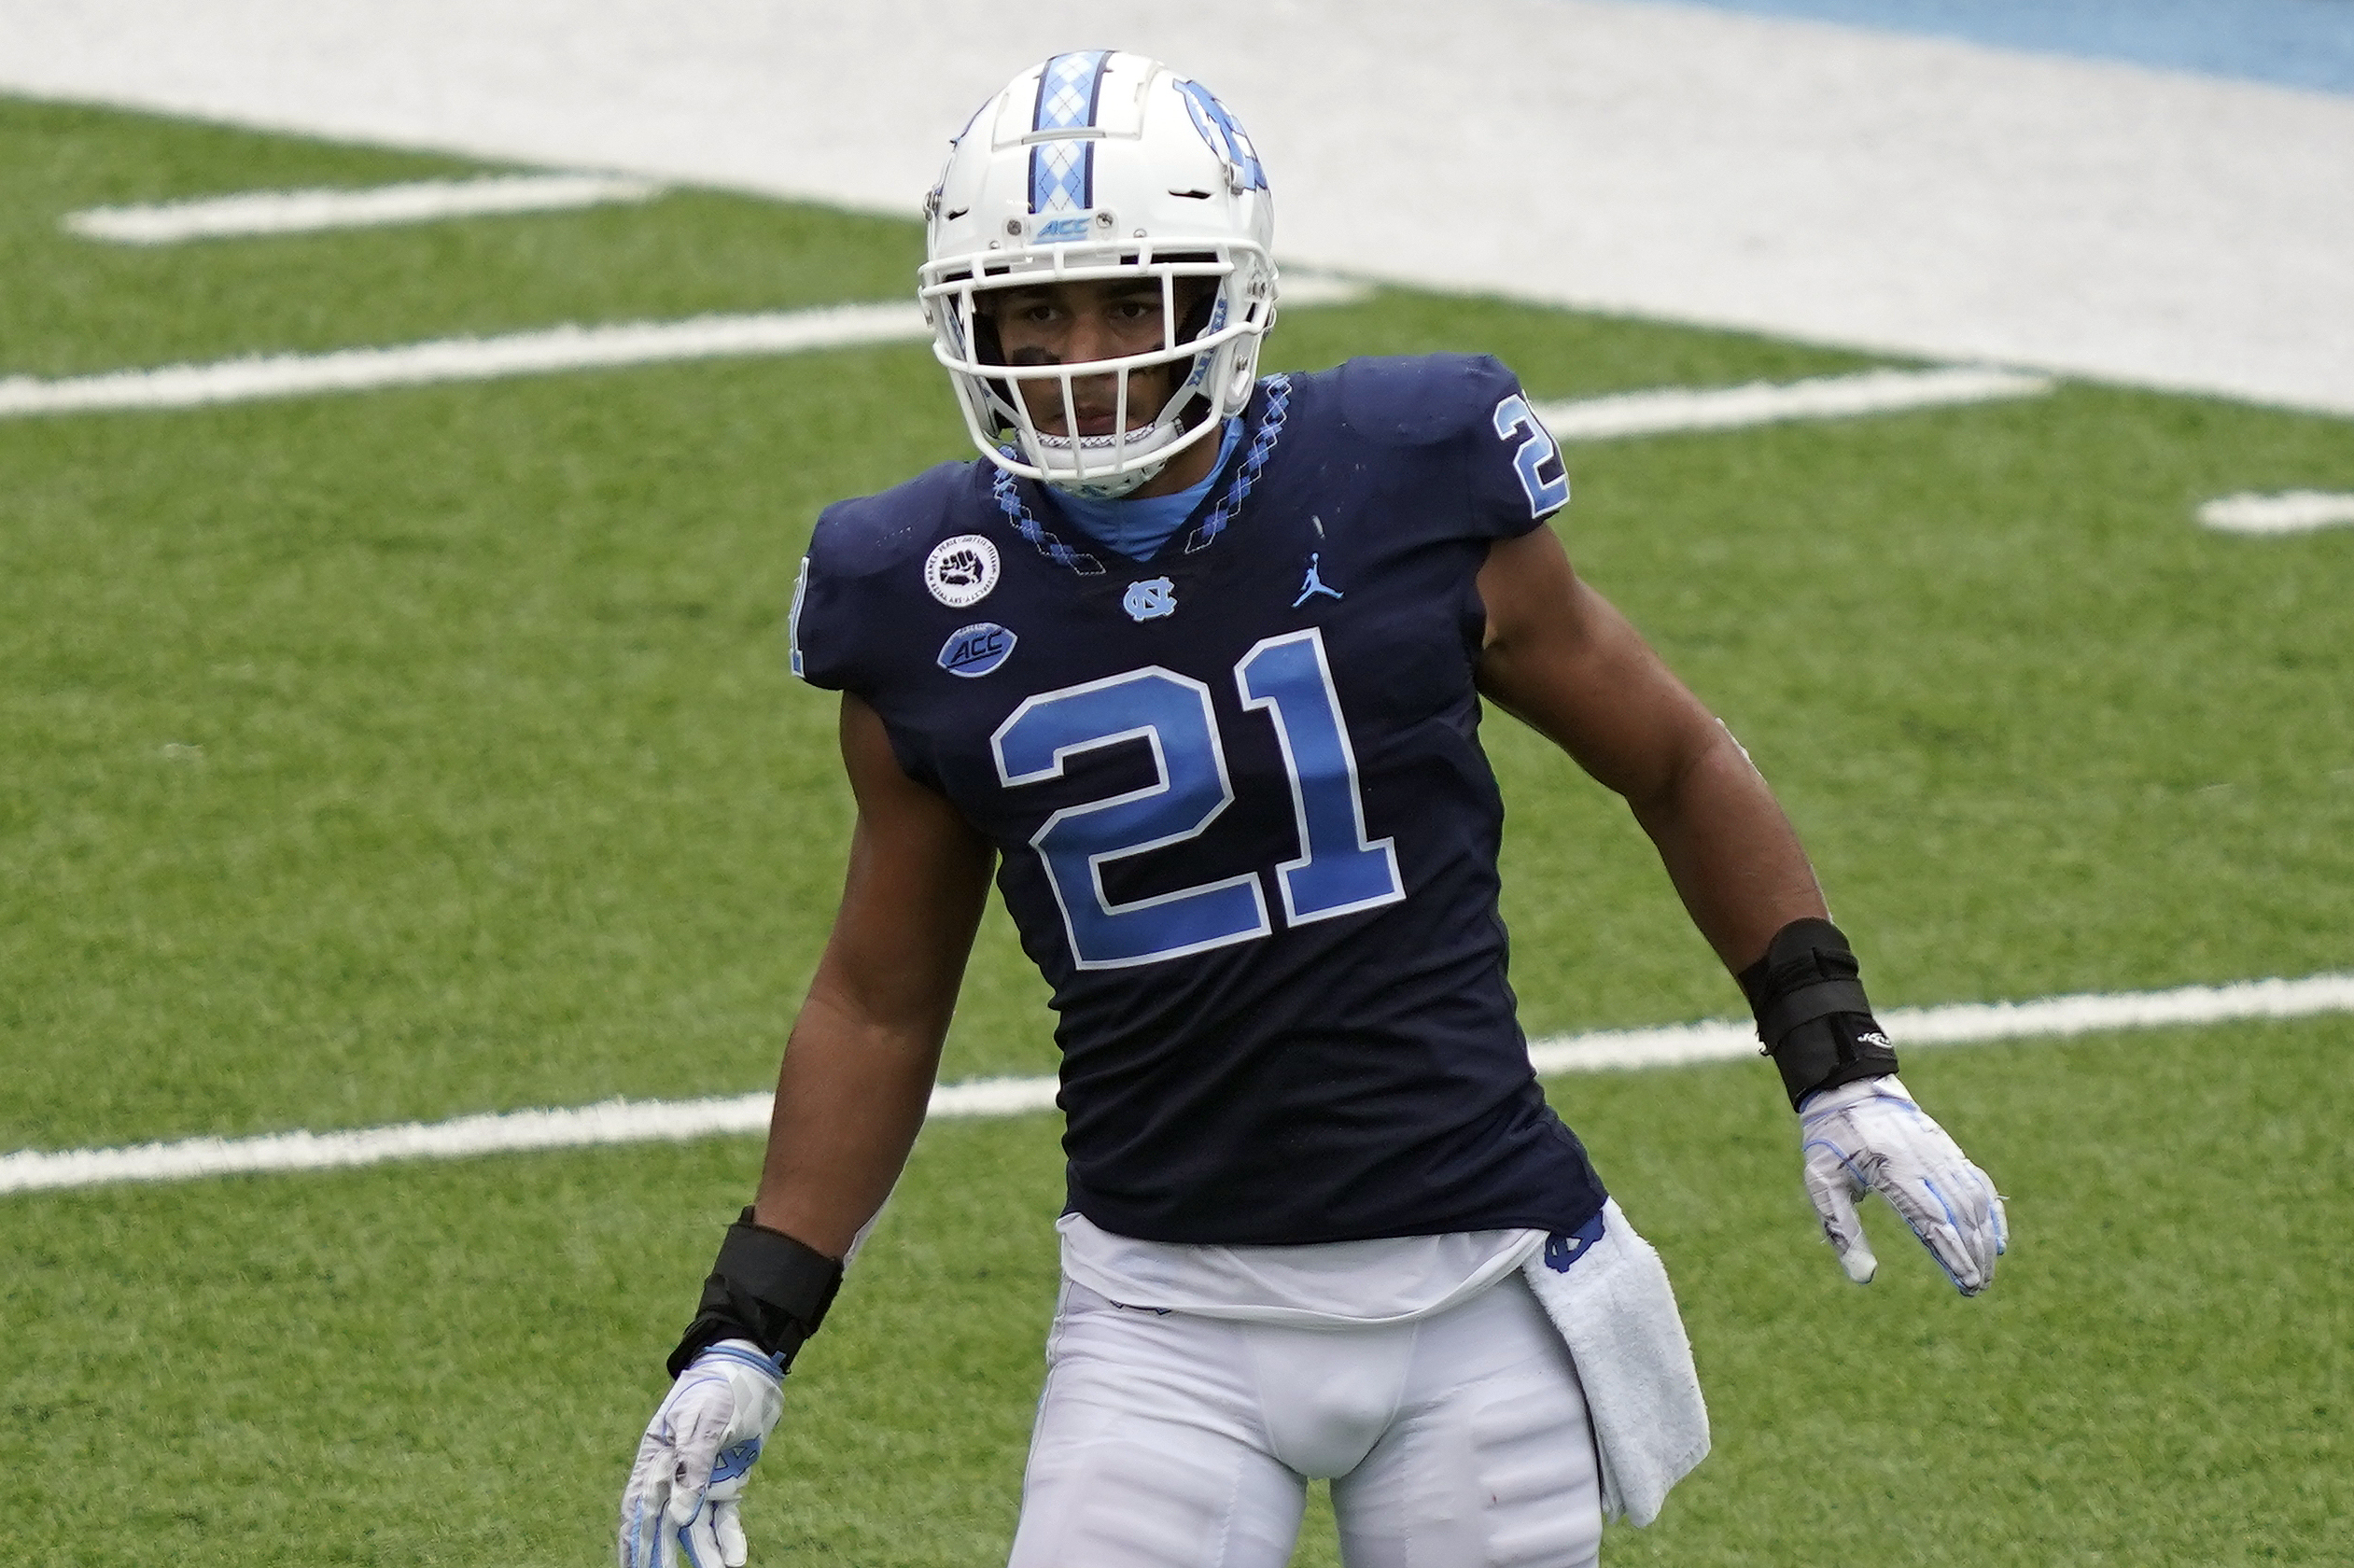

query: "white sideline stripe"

left=0, top=305, right=932, bottom=417
left=1532, top=366, right=2054, bottom=442
left=1525, top=972, right=2354, bottom=1073
left=2198, top=490, right=2354, bottom=536
left=0, top=276, right=1373, bottom=420
left=63, top=174, right=665, bottom=244
left=6, top=973, right=2349, bottom=1197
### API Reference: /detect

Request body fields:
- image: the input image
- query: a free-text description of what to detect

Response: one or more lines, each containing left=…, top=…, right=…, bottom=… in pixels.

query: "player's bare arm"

left=1477, top=522, right=2005, bottom=1296
left=1472, top=524, right=1826, bottom=973
left=750, top=693, right=994, bottom=1256
left=620, top=696, right=989, bottom=1568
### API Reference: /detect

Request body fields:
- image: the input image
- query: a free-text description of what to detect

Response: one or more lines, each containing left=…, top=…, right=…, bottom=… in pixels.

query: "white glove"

left=619, top=1340, right=785, bottom=1568
left=1798, top=1075, right=2008, bottom=1295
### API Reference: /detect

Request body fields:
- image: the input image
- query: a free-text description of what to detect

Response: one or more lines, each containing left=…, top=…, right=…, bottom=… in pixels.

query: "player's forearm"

left=750, top=981, right=948, bottom=1257
left=1628, top=722, right=1829, bottom=973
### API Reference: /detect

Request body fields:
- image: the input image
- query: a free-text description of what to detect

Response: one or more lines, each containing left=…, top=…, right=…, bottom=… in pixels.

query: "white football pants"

left=1005, top=1274, right=1603, bottom=1568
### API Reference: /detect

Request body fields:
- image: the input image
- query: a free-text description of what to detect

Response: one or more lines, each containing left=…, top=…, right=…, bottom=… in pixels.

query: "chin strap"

left=1033, top=429, right=1170, bottom=499
left=666, top=1209, right=845, bottom=1379
left=1737, top=918, right=1901, bottom=1110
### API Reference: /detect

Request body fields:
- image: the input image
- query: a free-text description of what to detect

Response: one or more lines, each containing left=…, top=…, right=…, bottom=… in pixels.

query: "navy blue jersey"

left=792, top=354, right=1607, bottom=1245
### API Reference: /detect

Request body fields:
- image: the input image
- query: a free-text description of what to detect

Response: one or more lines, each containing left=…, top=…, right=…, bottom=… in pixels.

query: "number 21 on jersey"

left=992, top=627, right=1405, bottom=969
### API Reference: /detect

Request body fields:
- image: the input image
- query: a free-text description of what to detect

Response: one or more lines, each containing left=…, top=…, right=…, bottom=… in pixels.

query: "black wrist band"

left=666, top=1208, right=845, bottom=1379
left=1737, top=917, right=1901, bottom=1110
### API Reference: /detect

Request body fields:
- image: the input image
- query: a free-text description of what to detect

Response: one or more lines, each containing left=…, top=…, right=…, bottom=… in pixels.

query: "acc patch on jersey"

left=925, top=534, right=1001, bottom=608
left=937, top=621, right=1017, bottom=678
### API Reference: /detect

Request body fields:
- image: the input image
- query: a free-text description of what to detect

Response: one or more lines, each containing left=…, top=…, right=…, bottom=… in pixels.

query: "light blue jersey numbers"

left=991, top=629, right=1404, bottom=970
left=994, top=669, right=1271, bottom=968
left=1236, top=632, right=1404, bottom=926
left=1492, top=394, right=1570, bottom=518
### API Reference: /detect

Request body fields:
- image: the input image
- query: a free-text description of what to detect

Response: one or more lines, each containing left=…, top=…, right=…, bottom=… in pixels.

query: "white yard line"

left=2198, top=490, right=2354, bottom=536
left=1532, top=366, right=2053, bottom=442
left=0, top=276, right=1373, bottom=420
left=0, top=298, right=2025, bottom=433
left=0, top=304, right=931, bottom=417
left=7, top=972, right=2347, bottom=1196
left=10, top=2, right=2349, bottom=415
left=1526, top=972, right=2354, bottom=1072
left=63, top=173, right=666, bottom=244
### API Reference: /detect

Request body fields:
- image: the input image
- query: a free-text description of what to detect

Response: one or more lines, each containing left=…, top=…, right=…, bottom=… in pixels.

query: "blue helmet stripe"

left=1029, top=50, right=1113, bottom=215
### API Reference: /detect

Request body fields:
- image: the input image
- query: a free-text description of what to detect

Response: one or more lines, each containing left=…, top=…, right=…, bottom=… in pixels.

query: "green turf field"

left=3, top=96, right=2349, bottom=1564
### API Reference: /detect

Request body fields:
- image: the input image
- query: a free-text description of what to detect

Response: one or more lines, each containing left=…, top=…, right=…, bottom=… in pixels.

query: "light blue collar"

left=1049, top=418, right=1245, bottom=562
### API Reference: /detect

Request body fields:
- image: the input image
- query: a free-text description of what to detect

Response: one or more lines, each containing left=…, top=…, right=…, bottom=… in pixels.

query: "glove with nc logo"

left=619, top=1211, right=844, bottom=1568
left=620, top=1340, right=784, bottom=1568
left=1741, top=918, right=2008, bottom=1295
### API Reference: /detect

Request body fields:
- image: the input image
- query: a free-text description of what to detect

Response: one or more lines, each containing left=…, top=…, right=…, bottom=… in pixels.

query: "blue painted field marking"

left=1624, top=0, right=2354, bottom=96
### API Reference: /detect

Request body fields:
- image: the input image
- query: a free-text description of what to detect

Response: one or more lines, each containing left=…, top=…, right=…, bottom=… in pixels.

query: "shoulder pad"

left=808, top=460, right=977, bottom=580
left=1335, top=354, right=1523, bottom=447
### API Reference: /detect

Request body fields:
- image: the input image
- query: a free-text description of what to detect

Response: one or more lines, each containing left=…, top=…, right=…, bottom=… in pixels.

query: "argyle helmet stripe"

left=1029, top=50, right=1113, bottom=214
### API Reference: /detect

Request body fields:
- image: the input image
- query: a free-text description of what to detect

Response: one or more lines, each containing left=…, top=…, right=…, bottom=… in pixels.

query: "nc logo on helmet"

left=1176, top=81, right=1267, bottom=191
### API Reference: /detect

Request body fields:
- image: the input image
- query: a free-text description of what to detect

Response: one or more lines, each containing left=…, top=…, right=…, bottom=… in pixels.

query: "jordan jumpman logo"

left=1293, top=553, right=1344, bottom=608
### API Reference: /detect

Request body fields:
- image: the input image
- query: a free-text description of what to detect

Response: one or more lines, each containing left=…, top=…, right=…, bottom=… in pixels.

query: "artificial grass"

left=0, top=103, right=1977, bottom=1155
left=0, top=96, right=925, bottom=379
left=11, top=258, right=2353, bottom=1150
left=5, top=91, right=2351, bottom=1568
left=3, top=1020, right=2346, bottom=1563
left=1487, top=379, right=2354, bottom=1033
left=14, top=310, right=2347, bottom=1148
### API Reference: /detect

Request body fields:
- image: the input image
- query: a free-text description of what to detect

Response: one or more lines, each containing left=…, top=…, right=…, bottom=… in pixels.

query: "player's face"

left=984, top=277, right=1193, bottom=438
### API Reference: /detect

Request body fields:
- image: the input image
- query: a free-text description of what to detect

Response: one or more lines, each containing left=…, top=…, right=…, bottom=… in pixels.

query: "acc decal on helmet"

left=918, top=51, right=1279, bottom=498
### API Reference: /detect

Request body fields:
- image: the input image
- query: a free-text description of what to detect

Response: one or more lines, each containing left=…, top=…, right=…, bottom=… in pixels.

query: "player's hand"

left=619, top=1339, right=786, bottom=1568
left=1797, top=1075, right=2007, bottom=1295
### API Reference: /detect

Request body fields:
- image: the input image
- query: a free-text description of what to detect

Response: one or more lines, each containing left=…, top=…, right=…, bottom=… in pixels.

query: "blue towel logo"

left=1544, top=1210, right=1609, bottom=1273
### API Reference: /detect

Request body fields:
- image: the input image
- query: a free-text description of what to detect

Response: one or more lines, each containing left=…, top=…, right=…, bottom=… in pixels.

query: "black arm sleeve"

left=666, top=1209, right=846, bottom=1379
left=1737, top=917, right=1901, bottom=1110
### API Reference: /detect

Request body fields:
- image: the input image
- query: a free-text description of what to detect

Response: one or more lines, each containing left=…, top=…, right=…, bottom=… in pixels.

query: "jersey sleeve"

left=787, top=461, right=969, bottom=694
left=787, top=509, right=862, bottom=693
left=1334, top=354, right=1571, bottom=540
left=1456, top=356, right=1571, bottom=536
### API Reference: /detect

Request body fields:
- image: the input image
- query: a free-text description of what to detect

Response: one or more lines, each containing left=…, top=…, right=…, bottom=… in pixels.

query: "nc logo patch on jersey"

left=938, top=622, right=1017, bottom=679
left=925, top=535, right=1001, bottom=608
left=1122, top=577, right=1177, bottom=622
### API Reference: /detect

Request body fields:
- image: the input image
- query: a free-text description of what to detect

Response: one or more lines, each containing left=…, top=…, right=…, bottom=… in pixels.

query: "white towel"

left=1520, top=1197, right=1710, bottom=1527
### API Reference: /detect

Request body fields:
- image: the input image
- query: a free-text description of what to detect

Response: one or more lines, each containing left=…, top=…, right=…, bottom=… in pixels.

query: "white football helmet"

left=919, top=51, right=1279, bottom=497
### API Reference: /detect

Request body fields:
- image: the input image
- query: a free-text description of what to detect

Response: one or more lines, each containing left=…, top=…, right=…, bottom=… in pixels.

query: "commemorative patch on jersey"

left=925, top=534, right=1001, bottom=608
left=937, top=621, right=1017, bottom=679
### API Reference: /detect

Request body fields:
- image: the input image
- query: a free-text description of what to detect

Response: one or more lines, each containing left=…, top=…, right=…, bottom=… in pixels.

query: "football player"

left=620, top=50, right=2005, bottom=1568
